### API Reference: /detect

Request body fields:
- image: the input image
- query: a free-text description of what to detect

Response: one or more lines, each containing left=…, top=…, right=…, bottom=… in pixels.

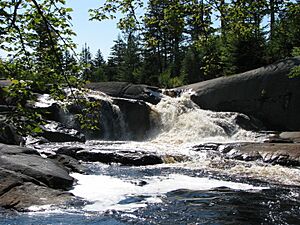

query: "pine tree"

left=80, top=43, right=93, bottom=81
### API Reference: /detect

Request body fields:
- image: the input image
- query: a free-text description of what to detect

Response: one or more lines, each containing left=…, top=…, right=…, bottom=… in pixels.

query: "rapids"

left=3, top=89, right=300, bottom=225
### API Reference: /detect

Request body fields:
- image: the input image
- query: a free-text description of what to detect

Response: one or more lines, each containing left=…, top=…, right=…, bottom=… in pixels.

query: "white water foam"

left=71, top=173, right=267, bottom=212
left=35, top=94, right=58, bottom=108
left=149, top=92, right=260, bottom=144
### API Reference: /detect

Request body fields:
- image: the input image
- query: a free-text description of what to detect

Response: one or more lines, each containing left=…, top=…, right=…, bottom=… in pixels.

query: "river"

left=1, top=91, right=300, bottom=224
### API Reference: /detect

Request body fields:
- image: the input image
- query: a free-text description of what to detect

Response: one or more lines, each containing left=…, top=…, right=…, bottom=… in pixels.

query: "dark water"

left=1, top=163, right=300, bottom=225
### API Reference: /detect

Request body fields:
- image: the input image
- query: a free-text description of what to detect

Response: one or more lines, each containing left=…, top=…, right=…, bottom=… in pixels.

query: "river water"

left=1, top=91, right=300, bottom=224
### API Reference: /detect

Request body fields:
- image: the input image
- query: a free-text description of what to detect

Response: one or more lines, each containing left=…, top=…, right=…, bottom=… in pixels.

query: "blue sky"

left=66, top=0, right=120, bottom=60
left=0, top=1, right=120, bottom=60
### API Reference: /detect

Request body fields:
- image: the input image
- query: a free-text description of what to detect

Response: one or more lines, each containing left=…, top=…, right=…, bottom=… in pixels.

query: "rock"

left=86, top=82, right=161, bottom=104
left=77, top=150, right=163, bottom=166
left=66, top=99, right=127, bottom=140
left=0, top=144, right=39, bottom=155
left=219, top=143, right=300, bottom=166
left=0, top=154, right=74, bottom=190
left=56, top=146, right=84, bottom=158
left=38, top=103, right=62, bottom=122
left=0, top=143, right=75, bottom=210
left=0, top=144, right=74, bottom=190
left=233, top=114, right=265, bottom=131
left=0, top=168, right=41, bottom=195
left=113, top=98, right=151, bottom=140
left=56, top=147, right=163, bottom=166
left=0, top=182, right=73, bottom=211
left=279, top=132, right=300, bottom=143
left=0, top=122, right=24, bottom=145
left=40, top=122, right=86, bottom=143
left=178, top=57, right=300, bottom=131
left=48, top=154, right=86, bottom=174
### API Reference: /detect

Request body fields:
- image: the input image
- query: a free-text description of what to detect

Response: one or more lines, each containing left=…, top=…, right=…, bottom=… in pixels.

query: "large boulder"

left=0, top=144, right=75, bottom=210
left=179, top=57, right=300, bottom=131
left=86, top=82, right=161, bottom=104
left=0, top=144, right=74, bottom=190
left=113, top=98, right=151, bottom=140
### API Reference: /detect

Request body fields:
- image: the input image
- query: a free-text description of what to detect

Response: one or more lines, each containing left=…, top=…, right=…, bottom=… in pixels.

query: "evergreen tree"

left=107, top=35, right=126, bottom=81
left=220, top=0, right=266, bottom=75
left=90, top=49, right=107, bottom=82
left=80, top=43, right=93, bottom=81
left=267, top=1, right=300, bottom=62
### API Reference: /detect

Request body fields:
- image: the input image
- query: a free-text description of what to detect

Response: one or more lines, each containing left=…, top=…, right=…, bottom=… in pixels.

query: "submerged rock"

left=179, top=57, right=300, bottom=131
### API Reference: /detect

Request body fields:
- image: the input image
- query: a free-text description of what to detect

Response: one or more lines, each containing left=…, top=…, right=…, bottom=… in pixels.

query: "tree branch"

left=30, top=0, right=79, bottom=103
left=0, top=0, right=22, bottom=35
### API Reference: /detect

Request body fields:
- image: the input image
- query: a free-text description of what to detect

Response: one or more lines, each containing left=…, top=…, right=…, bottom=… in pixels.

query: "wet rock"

left=113, top=98, right=151, bottom=140
left=86, top=82, right=161, bottom=105
left=161, top=155, right=189, bottom=164
left=193, top=143, right=221, bottom=152
left=56, top=146, right=84, bottom=158
left=76, top=149, right=163, bottom=166
left=220, top=143, right=300, bottom=166
left=56, top=147, right=163, bottom=166
left=66, top=99, right=126, bottom=140
left=40, top=122, right=86, bottom=143
left=38, top=103, right=62, bottom=122
left=179, top=57, right=300, bottom=131
left=263, top=131, right=299, bottom=143
left=234, top=114, right=265, bottom=131
left=48, top=154, right=86, bottom=174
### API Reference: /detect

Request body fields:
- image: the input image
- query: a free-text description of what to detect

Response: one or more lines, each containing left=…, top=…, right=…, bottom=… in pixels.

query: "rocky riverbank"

left=0, top=144, right=77, bottom=211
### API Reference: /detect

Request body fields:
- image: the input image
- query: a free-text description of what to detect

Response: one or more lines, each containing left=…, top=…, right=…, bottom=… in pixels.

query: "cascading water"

left=10, top=88, right=300, bottom=225
left=148, top=91, right=259, bottom=144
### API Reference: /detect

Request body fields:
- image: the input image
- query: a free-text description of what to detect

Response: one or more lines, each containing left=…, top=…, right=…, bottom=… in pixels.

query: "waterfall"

left=77, top=89, right=130, bottom=140
left=35, top=90, right=130, bottom=140
left=35, top=89, right=260, bottom=143
left=148, top=91, right=259, bottom=144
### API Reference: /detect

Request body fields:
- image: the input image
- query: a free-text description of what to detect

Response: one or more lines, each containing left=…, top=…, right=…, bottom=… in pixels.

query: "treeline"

left=1, top=0, right=300, bottom=88
left=77, top=0, right=300, bottom=87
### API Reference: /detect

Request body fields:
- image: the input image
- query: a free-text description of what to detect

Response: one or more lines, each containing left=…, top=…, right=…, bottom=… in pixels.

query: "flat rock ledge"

left=57, top=146, right=163, bottom=166
left=0, top=144, right=76, bottom=211
left=194, top=142, right=300, bottom=166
